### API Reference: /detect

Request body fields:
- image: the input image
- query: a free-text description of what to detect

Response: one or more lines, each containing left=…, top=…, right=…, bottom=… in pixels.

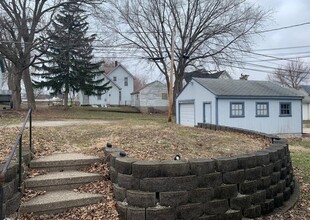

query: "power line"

left=252, top=21, right=310, bottom=34
left=253, top=45, right=310, bottom=52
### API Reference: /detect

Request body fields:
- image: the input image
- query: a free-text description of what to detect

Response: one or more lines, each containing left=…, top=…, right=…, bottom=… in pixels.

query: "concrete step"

left=20, top=190, right=103, bottom=215
left=30, top=153, right=101, bottom=171
left=25, top=171, right=103, bottom=191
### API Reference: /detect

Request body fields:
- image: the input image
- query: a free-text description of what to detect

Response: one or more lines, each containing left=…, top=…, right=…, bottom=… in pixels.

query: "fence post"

left=29, top=109, right=32, bottom=153
left=19, top=135, right=22, bottom=190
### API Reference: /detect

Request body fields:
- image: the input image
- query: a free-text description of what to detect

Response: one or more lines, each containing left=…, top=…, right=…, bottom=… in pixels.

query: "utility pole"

left=168, top=25, right=175, bottom=122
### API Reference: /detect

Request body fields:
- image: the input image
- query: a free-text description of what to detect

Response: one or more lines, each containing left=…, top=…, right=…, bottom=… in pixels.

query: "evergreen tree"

left=33, top=2, right=110, bottom=107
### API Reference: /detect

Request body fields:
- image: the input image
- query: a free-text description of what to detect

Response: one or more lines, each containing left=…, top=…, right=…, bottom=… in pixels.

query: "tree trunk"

left=22, top=61, right=36, bottom=110
left=10, top=72, right=22, bottom=110
left=64, top=91, right=68, bottom=107
left=173, top=74, right=184, bottom=114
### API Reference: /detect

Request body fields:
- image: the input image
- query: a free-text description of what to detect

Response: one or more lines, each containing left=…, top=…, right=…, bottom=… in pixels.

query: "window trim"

left=256, top=102, right=269, bottom=117
left=230, top=102, right=245, bottom=118
left=124, top=77, right=128, bottom=86
left=162, top=93, right=168, bottom=100
left=279, top=102, right=292, bottom=117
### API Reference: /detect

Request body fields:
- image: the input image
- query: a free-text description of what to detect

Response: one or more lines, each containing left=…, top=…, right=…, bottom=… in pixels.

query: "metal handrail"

left=0, top=108, right=32, bottom=218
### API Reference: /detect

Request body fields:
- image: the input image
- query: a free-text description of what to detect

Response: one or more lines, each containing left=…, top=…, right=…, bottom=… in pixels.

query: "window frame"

left=162, top=93, right=168, bottom=100
left=279, top=102, right=292, bottom=117
left=256, top=102, right=269, bottom=117
left=124, top=77, right=128, bottom=86
left=230, top=102, right=245, bottom=118
left=113, top=76, right=117, bottom=82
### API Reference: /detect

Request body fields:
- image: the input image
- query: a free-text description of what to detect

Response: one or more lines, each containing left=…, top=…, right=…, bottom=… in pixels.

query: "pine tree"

left=33, top=2, right=110, bottom=107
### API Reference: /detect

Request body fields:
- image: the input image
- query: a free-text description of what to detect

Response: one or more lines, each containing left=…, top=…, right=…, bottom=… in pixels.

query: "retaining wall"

left=0, top=149, right=31, bottom=219
left=105, top=123, right=296, bottom=220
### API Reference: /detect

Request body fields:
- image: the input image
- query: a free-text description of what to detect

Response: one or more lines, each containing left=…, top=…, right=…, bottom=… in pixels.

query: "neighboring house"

left=131, top=80, right=168, bottom=113
left=176, top=78, right=303, bottom=135
left=183, top=69, right=232, bottom=86
left=299, top=85, right=310, bottom=120
left=0, top=58, right=11, bottom=104
left=78, top=62, right=134, bottom=106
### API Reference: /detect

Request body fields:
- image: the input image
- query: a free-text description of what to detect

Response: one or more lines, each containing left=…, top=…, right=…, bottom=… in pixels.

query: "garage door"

left=180, top=103, right=195, bottom=126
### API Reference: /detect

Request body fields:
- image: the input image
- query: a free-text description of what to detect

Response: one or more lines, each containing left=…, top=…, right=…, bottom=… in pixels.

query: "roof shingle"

left=193, top=78, right=303, bottom=98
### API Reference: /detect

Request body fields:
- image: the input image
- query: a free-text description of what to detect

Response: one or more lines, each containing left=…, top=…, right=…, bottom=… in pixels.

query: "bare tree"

left=96, top=0, right=269, bottom=116
left=133, top=73, right=149, bottom=91
left=0, top=0, right=104, bottom=110
left=268, top=60, right=310, bottom=89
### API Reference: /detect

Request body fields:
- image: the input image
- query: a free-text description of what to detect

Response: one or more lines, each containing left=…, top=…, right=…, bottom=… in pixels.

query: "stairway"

left=20, top=153, right=103, bottom=215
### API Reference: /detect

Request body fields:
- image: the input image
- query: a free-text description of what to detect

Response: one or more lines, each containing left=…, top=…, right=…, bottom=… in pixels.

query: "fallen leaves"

left=19, top=161, right=119, bottom=220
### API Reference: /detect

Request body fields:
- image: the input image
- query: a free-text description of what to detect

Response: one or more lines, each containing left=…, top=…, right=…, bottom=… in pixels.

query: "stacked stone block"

left=0, top=149, right=32, bottom=219
left=105, top=125, right=296, bottom=220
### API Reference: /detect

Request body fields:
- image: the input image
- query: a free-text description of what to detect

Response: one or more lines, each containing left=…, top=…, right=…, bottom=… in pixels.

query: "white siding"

left=303, top=103, right=310, bottom=120
left=176, top=81, right=216, bottom=125
left=177, top=80, right=303, bottom=135
left=108, top=66, right=134, bottom=105
left=139, top=82, right=168, bottom=107
left=79, top=86, right=121, bottom=106
left=217, top=99, right=302, bottom=135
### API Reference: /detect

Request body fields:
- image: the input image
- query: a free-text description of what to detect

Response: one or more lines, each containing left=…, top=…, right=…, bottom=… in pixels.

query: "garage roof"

left=193, top=78, right=303, bottom=98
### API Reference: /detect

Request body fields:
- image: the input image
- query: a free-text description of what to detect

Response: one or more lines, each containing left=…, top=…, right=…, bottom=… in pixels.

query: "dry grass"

left=1, top=118, right=269, bottom=163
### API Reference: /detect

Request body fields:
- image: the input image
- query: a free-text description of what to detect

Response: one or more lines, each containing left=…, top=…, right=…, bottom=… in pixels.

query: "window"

left=230, top=102, right=244, bottom=117
left=280, top=102, right=291, bottom=117
left=256, top=102, right=269, bottom=117
left=113, top=76, right=117, bottom=82
left=124, top=77, right=128, bottom=86
left=162, top=93, right=168, bottom=100
left=97, top=95, right=101, bottom=100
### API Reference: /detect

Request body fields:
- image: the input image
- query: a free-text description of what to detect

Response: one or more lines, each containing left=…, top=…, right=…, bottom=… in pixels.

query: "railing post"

left=19, top=135, right=22, bottom=191
left=29, top=109, right=32, bottom=153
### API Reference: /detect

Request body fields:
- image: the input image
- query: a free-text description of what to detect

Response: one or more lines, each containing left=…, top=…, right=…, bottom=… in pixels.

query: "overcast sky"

left=96, top=0, right=310, bottom=82
left=233, top=0, right=310, bottom=80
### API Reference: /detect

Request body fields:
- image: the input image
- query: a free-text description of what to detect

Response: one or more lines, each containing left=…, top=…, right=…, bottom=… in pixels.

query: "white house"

left=131, top=81, right=168, bottom=113
left=176, top=78, right=303, bottom=135
left=0, top=59, right=11, bottom=104
left=79, top=63, right=134, bottom=106
left=299, top=85, right=310, bottom=120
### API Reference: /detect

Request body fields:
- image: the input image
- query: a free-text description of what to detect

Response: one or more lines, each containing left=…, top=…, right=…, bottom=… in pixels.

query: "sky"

left=239, top=0, right=310, bottom=81
left=92, top=0, right=310, bottom=83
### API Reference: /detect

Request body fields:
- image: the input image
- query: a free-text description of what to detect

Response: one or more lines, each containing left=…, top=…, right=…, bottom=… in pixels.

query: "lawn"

left=1, top=106, right=310, bottom=219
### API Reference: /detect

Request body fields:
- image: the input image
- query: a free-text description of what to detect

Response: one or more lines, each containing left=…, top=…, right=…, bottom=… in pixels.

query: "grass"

left=1, top=105, right=268, bottom=162
left=2, top=105, right=310, bottom=219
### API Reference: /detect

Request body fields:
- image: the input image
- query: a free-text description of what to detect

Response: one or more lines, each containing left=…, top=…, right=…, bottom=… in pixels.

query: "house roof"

left=300, top=85, right=310, bottom=103
left=193, top=78, right=303, bottom=98
left=107, top=64, right=135, bottom=79
left=184, top=69, right=230, bottom=83
left=131, top=80, right=165, bottom=95
left=301, top=85, right=310, bottom=95
left=103, top=72, right=121, bottom=90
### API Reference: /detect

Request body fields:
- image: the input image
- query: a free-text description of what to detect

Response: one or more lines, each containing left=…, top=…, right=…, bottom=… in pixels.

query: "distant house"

left=299, top=85, right=310, bottom=120
left=183, top=69, right=232, bottom=86
left=176, top=78, right=303, bottom=136
left=0, top=58, right=11, bottom=104
left=78, top=62, right=134, bottom=106
left=131, top=81, right=168, bottom=113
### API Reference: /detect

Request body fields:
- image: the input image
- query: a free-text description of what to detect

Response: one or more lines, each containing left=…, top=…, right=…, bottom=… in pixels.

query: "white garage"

left=179, top=102, right=195, bottom=126
left=176, top=78, right=303, bottom=136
